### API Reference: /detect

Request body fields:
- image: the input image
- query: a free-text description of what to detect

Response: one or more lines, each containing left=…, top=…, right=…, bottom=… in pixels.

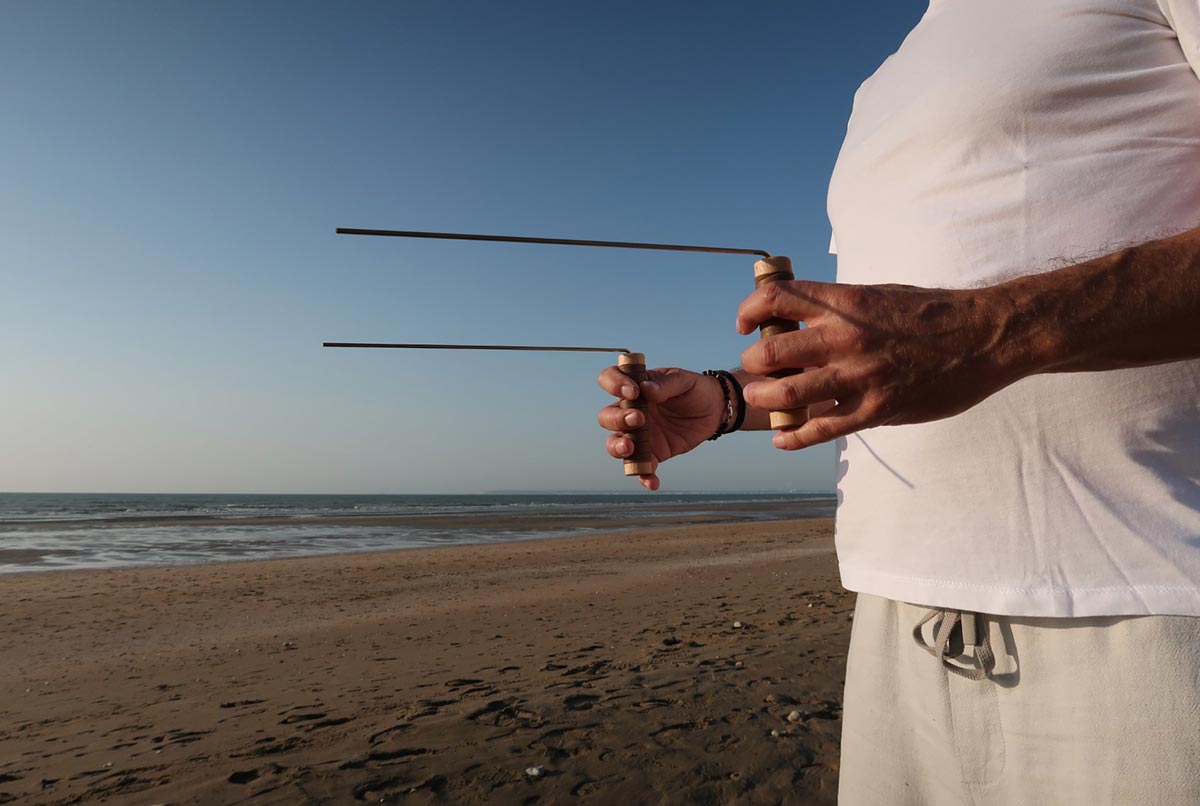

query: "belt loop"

left=962, top=611, right=978, bottom=647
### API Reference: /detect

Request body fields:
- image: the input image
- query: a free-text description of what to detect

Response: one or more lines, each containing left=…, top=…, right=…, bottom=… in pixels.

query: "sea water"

left=0, top=492, right=834, bottom=573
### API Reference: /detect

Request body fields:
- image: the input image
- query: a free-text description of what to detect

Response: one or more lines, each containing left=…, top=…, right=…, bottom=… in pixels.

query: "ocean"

left=0, top=492, right=835, bottom=574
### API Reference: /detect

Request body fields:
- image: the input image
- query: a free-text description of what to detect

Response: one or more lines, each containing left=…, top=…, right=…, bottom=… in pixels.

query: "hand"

left=736, top=280, right=1028, bottom=450
left=597, top=367, right=725, bottom=490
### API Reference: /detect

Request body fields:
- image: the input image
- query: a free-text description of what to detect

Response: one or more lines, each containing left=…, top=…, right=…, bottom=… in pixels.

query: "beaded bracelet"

left=724, top=370, right=747, bottom=434
left=702, top=369, right=745, bottom=440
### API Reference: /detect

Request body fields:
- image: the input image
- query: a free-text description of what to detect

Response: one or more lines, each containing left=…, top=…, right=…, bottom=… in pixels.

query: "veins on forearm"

left=993, top=224, right=1200, bottom=375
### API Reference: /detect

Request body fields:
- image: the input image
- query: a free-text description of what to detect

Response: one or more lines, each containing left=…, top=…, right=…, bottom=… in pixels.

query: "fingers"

left=743, top=374, right=871, bottom=449
left=598, top=366, right=659, bottom=488
left=596, top=363, right=670, bottom=432
left=605, top=433, right=657, bottom=467
left=598, top=366, right=642, bottom=401
left=597, top=365, right=698, bottom=403
left=736, top=280, right=834, bottom=334
left=605, top=432, right=635, bottom=459
left=598, top=403, right=644, bottom=432
left=605, top=433, right=660, bottom=490
left=743, top=368, right=843, bottom=412
left=597, top=365, right=705, bottom=491
left=771, top=398, right=869, bottom=450
left=740, top=328, right=833, bottom=376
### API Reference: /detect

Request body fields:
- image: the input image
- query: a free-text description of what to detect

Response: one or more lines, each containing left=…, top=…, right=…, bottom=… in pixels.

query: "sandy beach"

left=0, top=517, right=849, bottom=805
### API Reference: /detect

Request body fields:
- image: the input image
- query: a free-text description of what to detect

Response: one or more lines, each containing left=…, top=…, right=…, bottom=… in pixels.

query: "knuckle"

left=811, top=325, right=833, bottom=356
left=758, top=336, right=783, bottom=369
left=815, top=368, right=840, bottom=400
left=742, top=344, right=769, bottom=375
left=779, top=382, right=806, bottom=410
left=761, top=281, right=789, bottom=309
left=866, top=393, right=897, bottom=423
left=808, top=418, right=837, bottom=444
left=841, top=283, right=877, bottom=311
left=841, top=324, right=871, bottom=354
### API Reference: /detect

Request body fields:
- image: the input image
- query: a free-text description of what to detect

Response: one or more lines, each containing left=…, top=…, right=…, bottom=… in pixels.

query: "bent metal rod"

left=334, top=227, right=772, bottom=259
left=327, top=226, right=805, bottom=480
left=334, top=226, right=805, bottom=430
left=322, top=341, right=654, bottom=477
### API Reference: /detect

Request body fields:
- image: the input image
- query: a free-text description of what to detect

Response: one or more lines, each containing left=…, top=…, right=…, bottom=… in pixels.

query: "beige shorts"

left=838, top=594, right=1200, bottom=805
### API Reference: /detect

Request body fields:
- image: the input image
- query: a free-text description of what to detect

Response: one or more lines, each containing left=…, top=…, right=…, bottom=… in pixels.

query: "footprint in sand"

left=353, top=773, right=446, bottom=801
left=229, top=736, right=307, bottom=759
left=368, top=723, right=412, bottom=745
left=219, top=699, right=266, bottom=709
left=563, top=693, right=599, bottom=711
left=443, top=678, right=483, bottom=688
left=467, top=699, right=542, bottom=728
left=278, top=712, right=326, bottom=725
left=164, top=729, right=212, bottom=745
left=301, top=716, right=354, bottom=731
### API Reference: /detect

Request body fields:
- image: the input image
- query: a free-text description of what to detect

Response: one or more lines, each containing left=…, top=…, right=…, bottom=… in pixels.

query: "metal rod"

left=336, top=228, right=771, bottom=258
left=323, top=342, right=630, bottom=354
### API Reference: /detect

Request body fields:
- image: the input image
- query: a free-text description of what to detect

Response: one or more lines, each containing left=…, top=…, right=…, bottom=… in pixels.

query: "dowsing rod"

left=335, top=227, right=772, bottom=259
left=334, top=226, right=803, bottom=429
left=323, top=342, right=630, bottom=353
left=322, top=341, right=653, bottom=477
left=327, top=226, right=806, bottom=480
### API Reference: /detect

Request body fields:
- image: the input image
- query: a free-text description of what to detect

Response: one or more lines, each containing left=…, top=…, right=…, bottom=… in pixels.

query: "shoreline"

left=0, top=497, right=835, bottom=531
left=0, top=517, right=848, bottom=805
left=0, top=498, right=836, bottom=576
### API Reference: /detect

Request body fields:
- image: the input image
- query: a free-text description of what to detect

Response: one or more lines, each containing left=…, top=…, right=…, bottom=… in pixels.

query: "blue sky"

left=2, top=1, right=925, bottom=494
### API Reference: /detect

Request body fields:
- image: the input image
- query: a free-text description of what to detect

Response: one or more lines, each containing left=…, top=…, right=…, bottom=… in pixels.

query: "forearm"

left=993, top=224, right=1200, bottom=378
left=726, top=223, right=1200, bottom=449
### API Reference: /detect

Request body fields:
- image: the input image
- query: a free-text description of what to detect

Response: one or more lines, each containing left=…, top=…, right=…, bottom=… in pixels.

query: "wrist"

left=730, top=368, right=774, bottom=431
left=702, top=370, right=744, bottom=440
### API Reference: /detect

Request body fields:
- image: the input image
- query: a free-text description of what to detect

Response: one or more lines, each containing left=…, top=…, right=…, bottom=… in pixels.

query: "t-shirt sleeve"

left=829, top=232, right=838, bottom=255
left=1158, top=0, right=1200, bottom=80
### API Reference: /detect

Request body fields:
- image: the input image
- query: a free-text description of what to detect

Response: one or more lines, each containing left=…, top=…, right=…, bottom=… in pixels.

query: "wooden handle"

left=617, top=352, right=655, bottom=476
left=753, top=257, right=806, bottom=430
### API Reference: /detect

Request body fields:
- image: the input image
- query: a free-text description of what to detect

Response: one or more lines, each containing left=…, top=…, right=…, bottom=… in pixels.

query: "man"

left=598, top=1, right=1200, bottom=803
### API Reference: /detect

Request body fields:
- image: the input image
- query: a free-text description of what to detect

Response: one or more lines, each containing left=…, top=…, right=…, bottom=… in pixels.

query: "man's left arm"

left=735, top=223, right=1200, bottom=450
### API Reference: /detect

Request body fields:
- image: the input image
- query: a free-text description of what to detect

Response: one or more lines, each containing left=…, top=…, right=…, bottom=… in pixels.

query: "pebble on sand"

left=787, top=710, right=803, bottom=723
left=525, top=766, right=546, bottom=778
left=733, top=621, right=744, bottom=629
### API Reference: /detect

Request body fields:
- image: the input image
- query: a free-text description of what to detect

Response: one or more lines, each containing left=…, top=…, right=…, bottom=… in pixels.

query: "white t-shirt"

left=828, top=0, right=1200, bottom=617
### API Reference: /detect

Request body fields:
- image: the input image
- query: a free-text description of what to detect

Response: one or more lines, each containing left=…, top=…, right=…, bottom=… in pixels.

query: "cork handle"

left=617, top=352, right=655, bottom=476
left=753, top=256, right=806, bottom=430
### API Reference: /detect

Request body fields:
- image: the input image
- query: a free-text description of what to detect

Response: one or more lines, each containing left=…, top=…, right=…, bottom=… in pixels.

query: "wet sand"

left=0, top=517, right=849, bottom=805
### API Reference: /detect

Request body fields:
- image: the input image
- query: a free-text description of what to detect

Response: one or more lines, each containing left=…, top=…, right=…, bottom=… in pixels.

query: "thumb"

left=641, top=369, right=701, bottom=404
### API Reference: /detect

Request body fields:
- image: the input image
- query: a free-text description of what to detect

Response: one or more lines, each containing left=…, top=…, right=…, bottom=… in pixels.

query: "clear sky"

left=2, top=1, right=926, bottom=494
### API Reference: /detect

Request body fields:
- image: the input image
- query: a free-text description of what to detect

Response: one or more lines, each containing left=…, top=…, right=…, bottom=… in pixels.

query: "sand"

left=0, top=517, right=850, bottom=805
